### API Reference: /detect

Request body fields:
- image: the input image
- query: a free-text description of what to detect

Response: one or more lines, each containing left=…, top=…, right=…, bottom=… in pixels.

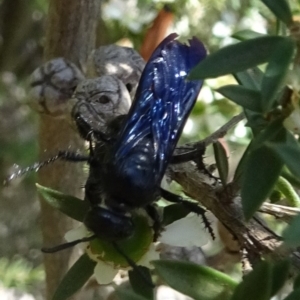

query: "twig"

left=259, top=202, right=300, bottom=223
left=169, top=162, right=300, bottom=275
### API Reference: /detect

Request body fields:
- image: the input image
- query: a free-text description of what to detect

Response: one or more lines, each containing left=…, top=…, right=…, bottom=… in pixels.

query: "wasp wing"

left=113, top=33, right=206, bottom=182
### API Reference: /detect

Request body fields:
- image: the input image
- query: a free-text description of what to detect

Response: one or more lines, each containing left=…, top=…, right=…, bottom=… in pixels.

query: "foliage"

left=4, top=0, right=300, bottom=299
left=0, top=257, right=44, bottom=292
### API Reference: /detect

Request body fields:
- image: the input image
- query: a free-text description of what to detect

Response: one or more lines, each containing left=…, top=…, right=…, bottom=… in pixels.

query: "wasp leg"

left=171, top=144, right=218, bottom=180
left=145, top=205, right=162, bottom=242
left=160, top=188, right=215, bottom=239
left=171, top=144, right=205, bottom=164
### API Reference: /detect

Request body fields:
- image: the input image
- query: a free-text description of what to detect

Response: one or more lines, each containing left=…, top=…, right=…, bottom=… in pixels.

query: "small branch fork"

left=166, top=112, right=300, bottom=274
left=170, top=138, right=300, bottom=277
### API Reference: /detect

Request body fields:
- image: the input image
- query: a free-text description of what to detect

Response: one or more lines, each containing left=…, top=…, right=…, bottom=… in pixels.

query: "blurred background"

left=0, top=0, right=296, bottom=299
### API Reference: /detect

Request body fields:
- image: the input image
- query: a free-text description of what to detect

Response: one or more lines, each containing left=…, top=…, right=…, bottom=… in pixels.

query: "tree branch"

left=170, top=161, right=300, bottom=274
left=39, top=1, right=100, bottom=299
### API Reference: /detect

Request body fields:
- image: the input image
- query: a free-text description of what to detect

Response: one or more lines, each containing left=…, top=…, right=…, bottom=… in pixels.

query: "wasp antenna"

left=4, top=151, right=89, bottom=185
left=112, top=242, right=155, bottom=288
left=42, top=235, right=96, bottom=253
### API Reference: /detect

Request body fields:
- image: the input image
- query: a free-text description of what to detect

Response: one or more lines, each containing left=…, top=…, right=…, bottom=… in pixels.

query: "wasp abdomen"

left=104, top=138, right=160, bottom=208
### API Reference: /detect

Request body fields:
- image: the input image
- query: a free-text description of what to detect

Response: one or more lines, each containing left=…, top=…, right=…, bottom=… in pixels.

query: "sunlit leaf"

left=189, top=36, right=288, bottom=79
left=36, top=184, right=89, bottom=222
left=216, top=85, right=262, bottom=112
left=53, top=254, right=96, bottom=300
left=153, top=260, right=237, bottom=300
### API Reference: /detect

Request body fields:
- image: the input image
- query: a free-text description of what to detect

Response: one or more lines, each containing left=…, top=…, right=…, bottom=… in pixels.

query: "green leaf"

left=275, top=177, right=300, bottom=207
left=129, top=267, right=154, bottom=300
left=271, top=260, right=290, bottom=296
left=36, top=184, right=89, bottom=222
left=234, top=67, right=263, bottom=90
left=261, top=38, right=295, bottom=112
left=153, top=260, right=237, bottom=300
left=283, top=214, right=300, bottom=247
left=233, top=141, right=252, bottom=185
left=267, top=131, right=300, bottom=179
left=232, top=30, right=265, bottom=41
left=293, top=274, right=300, bottom=289
left=216, top=85, right=262, bottom=112
left=242, top=146, right=283, bottom=220
left=52, top=254, right=96, bottom=300
left=251, top=118, right=284, bottom=150
left=162, top=203, right=190, bottom=226
left=283, top=289, right=300, bottom=300
left=231, top=261, right=272, bottom=300
left=213, top=141, right=229, bottom=185
left=116, top=288, right=149, bottom=300
left=244, top=110, right=267, bottom=134
left=281, top=168, right=300, bottom=189
left=189, top=36, right=288, bottom=79
left=261, top=0, right=293, bottom=26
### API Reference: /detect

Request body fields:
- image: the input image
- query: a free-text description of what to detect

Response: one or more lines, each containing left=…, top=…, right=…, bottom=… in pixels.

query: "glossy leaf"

left=231, top=261, right=272, bottom=300
left=36, top=183, right=89, bottom=222
left=129, top=267, right=153, bottom=300
left=53, top=254, right=96, bottom=300
left=213, top=141, right=229, bottom=185
left=189, top=36, right=287, bottom=79
left=217, top=85, right=262, bottom=112
left=261, top=0, right=293, bottom=26
left=271, top=260, right=290, bottom=296
left=153, top=260, right=237, bottom=300
left=232, top=30, right=265, bottom=41
left=234, top=67, right=263, bottom=90
left=283, top=214, right=300, bottom=247
left=242, top=146, right=283, bottom=220
left=283, top=289, right=300, bottom=300
left=261, top=38, right=295, bottom=112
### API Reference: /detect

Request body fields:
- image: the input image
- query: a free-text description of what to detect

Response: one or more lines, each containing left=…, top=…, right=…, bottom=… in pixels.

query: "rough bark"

left=39, top=1, right=100, bottom=299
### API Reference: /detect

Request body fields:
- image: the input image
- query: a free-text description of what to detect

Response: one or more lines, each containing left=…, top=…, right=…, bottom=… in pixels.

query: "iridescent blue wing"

left=113, top=33, right=206, bottom=182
